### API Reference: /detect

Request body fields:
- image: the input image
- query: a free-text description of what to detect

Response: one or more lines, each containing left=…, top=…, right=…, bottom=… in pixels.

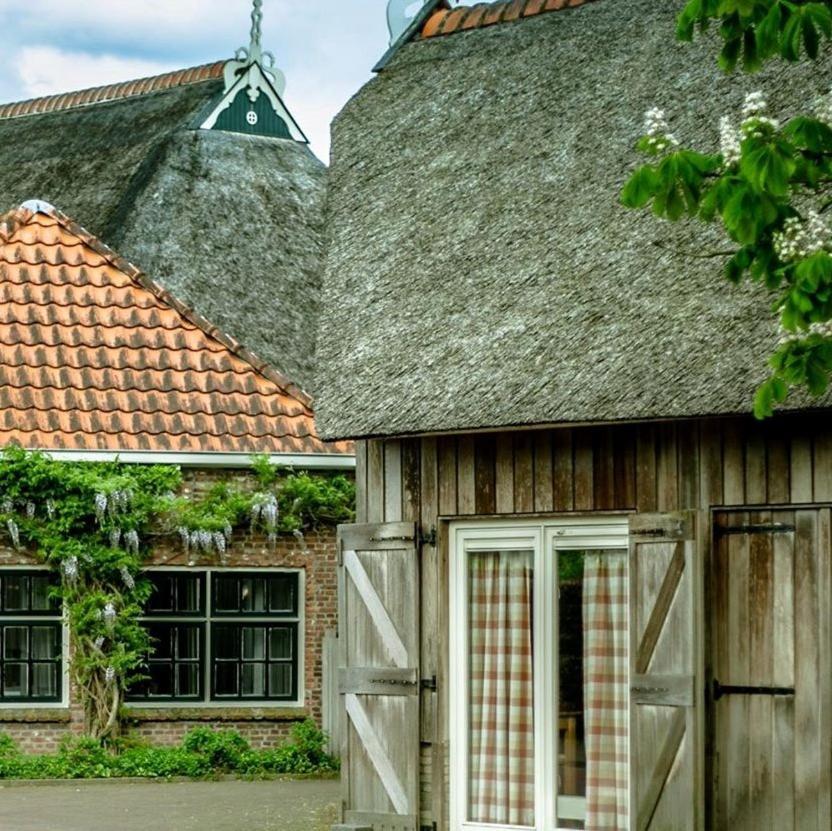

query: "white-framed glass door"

left=449, top=518, right=630, bottom=831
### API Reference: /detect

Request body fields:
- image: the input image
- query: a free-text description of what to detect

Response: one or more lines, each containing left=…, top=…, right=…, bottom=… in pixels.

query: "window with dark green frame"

left=129, top=571, right=301, bottom=704
left=0, top=571, right=62, bottom=703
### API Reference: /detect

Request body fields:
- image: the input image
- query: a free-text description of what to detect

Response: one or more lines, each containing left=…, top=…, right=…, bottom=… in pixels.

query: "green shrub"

left=0, top=719, right=338, bottom=781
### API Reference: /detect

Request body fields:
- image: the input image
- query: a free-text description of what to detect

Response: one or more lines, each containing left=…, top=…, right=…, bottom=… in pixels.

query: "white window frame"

left=0, top=565, right=70, bottom=709
left=449, top=517, right=629, bottom=831
left=130, top=566, right=306, bottom=709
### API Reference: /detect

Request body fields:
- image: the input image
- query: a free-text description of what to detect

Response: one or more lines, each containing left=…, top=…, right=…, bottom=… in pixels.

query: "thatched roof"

left=314, top=0, right=832, bottom=440
left=0, top=64, right=326, bottom=394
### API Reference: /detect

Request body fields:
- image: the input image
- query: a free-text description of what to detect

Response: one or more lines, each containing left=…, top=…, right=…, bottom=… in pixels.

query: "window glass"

left=467, top=549, right=535, bottom=828
left=3, top=576, right=28, bottom=612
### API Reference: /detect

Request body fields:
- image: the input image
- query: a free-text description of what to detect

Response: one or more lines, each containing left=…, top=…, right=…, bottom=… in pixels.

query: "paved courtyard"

left=0, top=778, right=340, bottom=831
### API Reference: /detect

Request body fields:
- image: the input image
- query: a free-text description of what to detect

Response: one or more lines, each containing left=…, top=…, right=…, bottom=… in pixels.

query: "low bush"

left=0, top=720, right=338, bottom=781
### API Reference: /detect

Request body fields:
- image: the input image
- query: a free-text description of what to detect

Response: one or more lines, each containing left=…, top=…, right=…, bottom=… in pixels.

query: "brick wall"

left=0, top=466, right=342, bottom=754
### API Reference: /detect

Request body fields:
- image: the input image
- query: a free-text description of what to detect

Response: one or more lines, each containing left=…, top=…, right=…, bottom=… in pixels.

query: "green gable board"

left=212, top=87, right=292, bottom=139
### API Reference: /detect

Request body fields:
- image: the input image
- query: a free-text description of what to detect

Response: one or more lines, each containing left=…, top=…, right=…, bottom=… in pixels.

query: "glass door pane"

left=467, top=549, right=535, bottom=828
left=557, top=550, right=629, bottom=830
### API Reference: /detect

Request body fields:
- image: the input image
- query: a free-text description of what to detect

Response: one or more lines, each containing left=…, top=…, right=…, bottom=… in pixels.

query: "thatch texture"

left=0, top=76, right=326, bottom=393
left=315, top=0, right=832, bottom=440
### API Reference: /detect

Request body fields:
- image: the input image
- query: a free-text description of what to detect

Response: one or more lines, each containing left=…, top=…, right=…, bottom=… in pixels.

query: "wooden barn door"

left=336, top=522, right=420, bottom=831
left=710, top=509, right=832, bottom=831
left=630, top=511, right=702, bottom=831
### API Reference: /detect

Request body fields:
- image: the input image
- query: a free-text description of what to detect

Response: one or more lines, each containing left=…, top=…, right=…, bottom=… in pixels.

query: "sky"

left=0, top=0, right=442, bottom=161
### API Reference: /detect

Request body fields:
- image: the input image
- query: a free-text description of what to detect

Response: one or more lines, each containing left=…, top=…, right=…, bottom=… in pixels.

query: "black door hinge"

left=421, top=675, right=437, bottom=692
left=420, top=824, right=438, bottom=831
left=420, top=526, right=437, bottom=547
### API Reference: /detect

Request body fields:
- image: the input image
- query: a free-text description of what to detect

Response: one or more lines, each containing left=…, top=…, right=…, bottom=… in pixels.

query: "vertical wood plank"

left=401, top=439, right=421, bottom=522
left=813, top=428, right=832, bottom=502
left=573, top=428, right=593, bottom=512
left=722, top=419, right=745, bottom=506
left=745, top=425, right=767, bottom=505
left=699, top=420, right=723, bottom=510
left=533, top=432, right=554, bottom=513
left=790, top=431, right=813, bottom=504
left=513, top=433, right=534, bottom=514
left=494, top=434, right=514, bottom=514
left=613, top=425, right=637, bottom=510
left=553, top=428, right=574, bottom=512
left=384, top=440, right=403, bottom=523
left=366, top=440, right=385, bottom=524
left=656, top=422, right=679, bottom=512
left=355, top=440, right=369, bottom=524
left=592, top=428, right=615, bottom=511
left=636, top=425, right=658, bottom=513
left=437, top=437, right=457, bottom=517
left=457, top=436, right=476, bottom=516
left=766, top=429, right=790, bottom=505
left=474, top=435, right=497, bottom=515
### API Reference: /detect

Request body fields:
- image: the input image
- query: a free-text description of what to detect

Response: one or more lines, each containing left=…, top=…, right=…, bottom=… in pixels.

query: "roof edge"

left=0, top=201, right=315, bottom=410
left=0, top=61, right=225, bottom=122
left=374, top=0, right=451, bottom=72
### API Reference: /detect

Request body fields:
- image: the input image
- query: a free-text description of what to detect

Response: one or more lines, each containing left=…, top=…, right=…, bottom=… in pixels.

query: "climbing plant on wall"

left=0, top=447, right=355, bottom=743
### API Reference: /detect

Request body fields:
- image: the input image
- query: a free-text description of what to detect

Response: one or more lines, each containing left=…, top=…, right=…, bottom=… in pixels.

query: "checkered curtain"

left=468, top=551, right=535, bottom=827
left=582, top=552, right=629, bottom=831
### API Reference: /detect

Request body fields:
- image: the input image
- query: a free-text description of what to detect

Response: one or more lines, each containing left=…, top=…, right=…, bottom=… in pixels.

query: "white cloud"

left=16, top=47, right=179, bottom=99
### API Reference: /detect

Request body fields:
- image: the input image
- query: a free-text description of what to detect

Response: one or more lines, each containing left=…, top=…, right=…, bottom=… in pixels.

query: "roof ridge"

left=421, top=0, right=596, bottom=39
left=0, top=60, right=225, bottom=121
left=0, top=202, right=315, bottom=410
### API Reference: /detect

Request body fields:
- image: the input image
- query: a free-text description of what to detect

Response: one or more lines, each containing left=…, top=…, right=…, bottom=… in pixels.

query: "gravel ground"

left=0, top=778, right=340, bottom=831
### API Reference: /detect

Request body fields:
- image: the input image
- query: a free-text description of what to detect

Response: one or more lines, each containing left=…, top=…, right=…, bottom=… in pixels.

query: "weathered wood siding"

left=352, top=414, right=832, bottom=830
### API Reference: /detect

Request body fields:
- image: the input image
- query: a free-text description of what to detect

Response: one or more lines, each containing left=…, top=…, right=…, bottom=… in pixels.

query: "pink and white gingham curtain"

left=582, top=552, right=629, bottom=831
left=468, top=551, right=535, bottom=827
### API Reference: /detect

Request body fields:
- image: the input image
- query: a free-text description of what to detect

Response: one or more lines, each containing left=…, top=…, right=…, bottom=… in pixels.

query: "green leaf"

left=783, top=116, right=832, bottom=153
left=621, top=165, right=659, bottom=208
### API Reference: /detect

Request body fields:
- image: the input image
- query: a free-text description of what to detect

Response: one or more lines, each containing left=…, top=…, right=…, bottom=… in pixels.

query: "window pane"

left=177, top=576, right=201, bottom=613
left=31, top=664, right=56, bottom=698
left=241, top=663, right=266, bottom=697
left=3, top=575, right=28, bottom=611
left=214, top=577, right=238, bottom=612
left=4, top=627, right=28, bottom=660
left=147, top=574, right=175, bottom=613
left=30, top=576, right=54, bottom=611
left=177, top=664, right=200, bottom=697
left=3, top=664, right=27, bottom=697
left=269, top=576, right=296, bottom=613
left=149, top=625, right=173, bottom=660
left=214, top=663, right=238, bottom=697
left=557, top=550, right=629, bottom=831
left=241, top=578, right=267, bottom=613
left=148, top=664, right=173, bottom=697
left=468, top=550, right=534, bottom=827
left=242, top=627, right=266, bottom=660
left=269, top=627, right=292, bottom=660
left=177, top=627, right=200, bottom=660
left=269, top=664, right=292, bottom=698
left=31, top=627, right=58, bottom=660
left=214, top=626, right=239, bottom=659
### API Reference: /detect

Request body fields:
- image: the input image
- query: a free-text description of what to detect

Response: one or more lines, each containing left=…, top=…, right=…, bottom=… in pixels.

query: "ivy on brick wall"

left=0, top=447, right=354, bottom=743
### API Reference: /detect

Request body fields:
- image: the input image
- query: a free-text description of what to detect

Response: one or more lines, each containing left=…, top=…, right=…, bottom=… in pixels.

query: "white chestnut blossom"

left=816, top=88, right=832, bottom=127
left=740, top=90, right=779, bottom=137
left=778, top=319, right=832, bottom=346
left=773, top=212, right=830, bottom=262
left=62, top=555, right=79, bottom=582
left=719, top=116, right=741, bottom=167
left=642, top=106, right=678, bottom=153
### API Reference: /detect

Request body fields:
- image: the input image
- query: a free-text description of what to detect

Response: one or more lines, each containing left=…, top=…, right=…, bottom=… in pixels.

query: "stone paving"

left=0, top=777, right=340, bottom=831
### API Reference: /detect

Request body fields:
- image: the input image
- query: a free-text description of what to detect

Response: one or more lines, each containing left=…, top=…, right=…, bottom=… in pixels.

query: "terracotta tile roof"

left=421, top=0, right=594, bottom=38
left=0, top=61, right=225, bottom=121
left=0, top=202, right=351, bottom=456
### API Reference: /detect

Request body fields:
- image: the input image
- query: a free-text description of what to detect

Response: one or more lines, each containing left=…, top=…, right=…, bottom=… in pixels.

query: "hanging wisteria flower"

left=641, top=106, right=679, bottom=153
left=62, top=555, right=79, bottom=582
left=25, top=501, right=36, bottom=520
left=120, top=566, right=135, bottom=591
left=94, top=493, right=108, bottom=525
left=773, top=212, right=830, bottom=262
left=213, top=532, right=228, bottom=563
left=104, top=666, right=116, bottom=684
left=102, top=602, right=117, bottom=628
left=1, top=498, right=13, bottom=515
left=109, top=528, right=122, bottom=549
left=94, top=636, right=105, bottom=651
left=6, top=519, right=19, bottom=550
left=178, top=526, right=191, bottom=555
left=224, top=524, right=233, bottom=542
left=124, top=530, right=140, bottom=556
left=45, top=498, right=56, bottom=520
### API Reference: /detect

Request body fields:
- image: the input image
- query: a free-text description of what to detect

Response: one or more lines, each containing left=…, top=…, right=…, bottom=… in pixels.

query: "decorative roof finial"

left=223, top=0, right=286, bottom=96
left=249, top=0, right=264, bottom=62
